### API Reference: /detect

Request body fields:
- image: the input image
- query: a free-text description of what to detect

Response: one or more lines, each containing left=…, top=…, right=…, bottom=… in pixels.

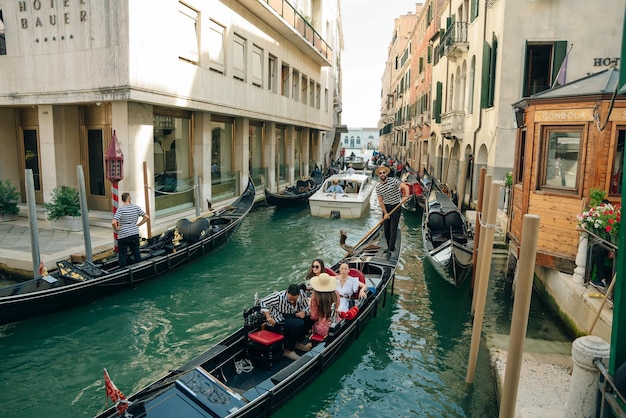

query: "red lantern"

left=105, top=130, right=124, bottom=181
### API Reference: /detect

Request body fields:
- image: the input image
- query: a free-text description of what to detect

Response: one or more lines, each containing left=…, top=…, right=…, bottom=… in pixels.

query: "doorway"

left=81, top=106, right=111, bottom=211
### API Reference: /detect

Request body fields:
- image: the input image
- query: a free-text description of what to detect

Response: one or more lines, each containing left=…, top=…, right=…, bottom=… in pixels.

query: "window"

left=282, top=64, right=290, bottom=97
left=233, top=34, right=246, bottom=81
left=276, top=126, right=286, bottom=181
left=292, top=69, right=300, bottom=101
left=610, top=129, right=625, bottom=196
left=0, top=10, right=6, bottom=55
left=178, top=3, right=199, bottom=63
left=249, top=123, right=264, bottom=186
left=268, top=55, right=277, bottom=93
left=309, top=80, right=315, bottom=107
left=539, top=126, right=583, bottom=191
left=515, top=130, right=526, bottom=184
left=208, top=20, right=225, bottom=73
left=523, top=41, right=567, bottom=97
left=154, top=111, right=194, bottom=215
left=211, top=116, right=237, bottom=201
left=301, top=75, right=308, bottom=104
left=251, top=44, right=263, bottom=87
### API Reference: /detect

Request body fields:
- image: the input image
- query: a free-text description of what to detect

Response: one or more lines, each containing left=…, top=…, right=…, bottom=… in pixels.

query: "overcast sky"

left=340, top=0, right=417, bottom=129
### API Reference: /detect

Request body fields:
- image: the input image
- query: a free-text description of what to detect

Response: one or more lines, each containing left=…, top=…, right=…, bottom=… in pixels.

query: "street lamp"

left=105, top=130, right=124, bottom=253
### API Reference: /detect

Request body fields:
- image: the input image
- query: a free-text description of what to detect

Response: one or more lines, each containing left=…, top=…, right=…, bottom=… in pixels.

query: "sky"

left=339, top=0, right=418, bottom=129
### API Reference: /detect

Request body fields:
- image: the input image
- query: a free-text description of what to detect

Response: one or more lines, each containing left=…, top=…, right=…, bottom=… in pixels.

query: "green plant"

left=504, top=172, right=513, bottom=188
left=589, top=187, right=606, bottom=208
left=42, top=185, right=81, bottom=221
left=0, top=179, right=20, bottom=215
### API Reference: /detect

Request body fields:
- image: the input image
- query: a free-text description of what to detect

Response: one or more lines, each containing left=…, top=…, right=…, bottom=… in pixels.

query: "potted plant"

left=0, top=179, right=21, bottom=221
left=42, top=185, right=82, bottom=231
left=577, top=190, right=621, bottom=245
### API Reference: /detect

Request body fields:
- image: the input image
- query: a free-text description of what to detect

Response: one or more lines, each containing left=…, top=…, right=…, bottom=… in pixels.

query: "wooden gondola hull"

left=0, top=179, right=256, bottom=325
left=421, top=175, right=473, bottom=287
left=94, top=223, right=401, bottom=418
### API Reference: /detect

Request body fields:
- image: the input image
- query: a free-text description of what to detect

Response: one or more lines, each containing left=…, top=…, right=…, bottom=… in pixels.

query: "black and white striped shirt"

left=375, top=177, right=402, bottom=205
left=113, top=204, right=146, bottom=239
left=261, top=289, right=309, bottom=322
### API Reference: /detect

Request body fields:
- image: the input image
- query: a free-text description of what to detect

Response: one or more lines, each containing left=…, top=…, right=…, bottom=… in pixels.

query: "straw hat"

left=310, top=273, right=337, bottom=292
left=375, top=165, right=391, bottom=176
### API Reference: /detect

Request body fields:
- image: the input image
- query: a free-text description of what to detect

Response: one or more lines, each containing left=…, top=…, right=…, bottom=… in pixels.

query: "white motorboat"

left=309, top=173, right=375, bottom=218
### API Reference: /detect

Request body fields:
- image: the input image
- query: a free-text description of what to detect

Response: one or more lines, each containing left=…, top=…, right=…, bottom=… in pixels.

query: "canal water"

left=0, top=196, right=571, bottom=417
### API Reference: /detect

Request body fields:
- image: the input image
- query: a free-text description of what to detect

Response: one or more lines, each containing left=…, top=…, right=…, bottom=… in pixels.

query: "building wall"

left=0, top=0, right=342, bottom=233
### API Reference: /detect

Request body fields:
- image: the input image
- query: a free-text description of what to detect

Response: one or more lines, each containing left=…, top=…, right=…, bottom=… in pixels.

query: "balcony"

left=238, top=0, right=333, bottom=66
left=441, top=110, right=465, bottom=137
left=440, top=22, right=468, bottom=61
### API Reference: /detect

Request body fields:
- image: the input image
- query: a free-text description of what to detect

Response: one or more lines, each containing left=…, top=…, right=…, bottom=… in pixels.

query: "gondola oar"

left=342, top=200, right=404, bottom=255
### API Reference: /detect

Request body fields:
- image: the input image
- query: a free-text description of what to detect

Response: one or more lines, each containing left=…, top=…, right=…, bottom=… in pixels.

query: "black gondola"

left=95, top=223, right=401, bottom=418
left=0, top=178, right=256, bottom=326
left=263, top=171, right=324, bottom=207
left=401, top=170, right=428, bottom=214
left=422, top=178, right=473, bottom=287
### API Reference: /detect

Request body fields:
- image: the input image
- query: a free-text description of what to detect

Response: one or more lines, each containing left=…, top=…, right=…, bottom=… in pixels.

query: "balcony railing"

left=439, top=22, right=468, bottom=60
left=251, top=0, right=332, bottom=65
left=441, top=110, right=465, bottom=135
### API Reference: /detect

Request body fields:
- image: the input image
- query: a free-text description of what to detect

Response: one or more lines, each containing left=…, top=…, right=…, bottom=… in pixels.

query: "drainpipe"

left=469, top=0, right=488, bottom=206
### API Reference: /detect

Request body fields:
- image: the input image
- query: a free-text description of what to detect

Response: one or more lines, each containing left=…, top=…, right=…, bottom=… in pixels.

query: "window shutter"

left=488, top=35, right=498, bottom=107
left=480, top=41, right=491, bottom=109
left=470, top=0, right=479, bottom=22
left=551, top=41, right=568, bottom=85
left=434, top=82, right=443, bottom=123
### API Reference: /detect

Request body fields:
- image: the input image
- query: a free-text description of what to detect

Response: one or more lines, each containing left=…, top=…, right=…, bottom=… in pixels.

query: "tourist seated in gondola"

left=309, top=273, right=340, bottom=339
left=261, top=284, right=314, bottom=360
left=336, top=262, right=367, bottom=312
left=305, top=259, right=326, bottom=291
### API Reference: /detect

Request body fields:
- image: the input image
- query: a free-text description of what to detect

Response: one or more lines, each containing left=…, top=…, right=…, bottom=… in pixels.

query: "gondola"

left=422, top=178, right=473, bottom=287
left=0, top=178, right=256, bottom=326
left=263, top=171, right=324, bottom=208
left=95, top=222, right=401, bottom=418
left=401, top=170, right=428, bottom=214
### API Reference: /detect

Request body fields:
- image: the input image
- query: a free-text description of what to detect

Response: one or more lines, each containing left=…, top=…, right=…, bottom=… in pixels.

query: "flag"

left=104, top=368, right=129, bottom=416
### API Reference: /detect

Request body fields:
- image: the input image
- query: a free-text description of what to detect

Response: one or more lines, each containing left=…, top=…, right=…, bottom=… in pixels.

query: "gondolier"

left=112, top=193, right=149, bottom=269
left=375, top=165, right=409, bottom=254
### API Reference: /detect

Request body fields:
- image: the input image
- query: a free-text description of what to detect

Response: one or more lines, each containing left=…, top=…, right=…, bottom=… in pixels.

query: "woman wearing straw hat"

left=309, top=273, right=340, bottom=339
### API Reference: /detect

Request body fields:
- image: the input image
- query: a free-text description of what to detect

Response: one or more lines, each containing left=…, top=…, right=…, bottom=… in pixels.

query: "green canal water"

left=0, top=198, right=571, bottom=417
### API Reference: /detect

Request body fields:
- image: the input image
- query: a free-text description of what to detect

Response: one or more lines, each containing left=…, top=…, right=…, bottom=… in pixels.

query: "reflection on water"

left=0, top=199, right=570, bottom=417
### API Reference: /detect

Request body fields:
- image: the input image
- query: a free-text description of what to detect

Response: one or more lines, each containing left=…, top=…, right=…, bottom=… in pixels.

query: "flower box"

left=577, top=202, right=620, bottom=246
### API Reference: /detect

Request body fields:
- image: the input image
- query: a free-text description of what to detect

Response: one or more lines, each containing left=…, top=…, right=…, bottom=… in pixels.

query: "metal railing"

left=594, top=358, right=626, bottom=417
left=262, top=0, right=332, bottom=62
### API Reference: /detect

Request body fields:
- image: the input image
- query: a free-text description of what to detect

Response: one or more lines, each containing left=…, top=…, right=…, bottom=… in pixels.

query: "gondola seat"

left=246, top=330, right=285, bottom=369
left=310, top=333, right=326, bottom=344
left=348, top=268, right=366, bottom=299
left=324, top=267, right=337, bottom=276
left=444, top=211, right=468, bottom=244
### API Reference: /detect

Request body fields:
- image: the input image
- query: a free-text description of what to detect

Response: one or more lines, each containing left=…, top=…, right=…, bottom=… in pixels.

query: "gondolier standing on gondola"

left=375, top=165, right=409, bottom=254
left=112, top=193, right=149, bottom=268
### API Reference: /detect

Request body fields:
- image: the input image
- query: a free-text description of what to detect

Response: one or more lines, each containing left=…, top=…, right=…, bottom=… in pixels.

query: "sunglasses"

left=312, top=264, right=321, bottom=268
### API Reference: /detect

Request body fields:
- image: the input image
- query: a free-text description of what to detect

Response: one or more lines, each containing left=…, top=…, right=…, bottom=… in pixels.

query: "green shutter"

left=488, top=35, right=498, bottom=107
left=551, top=41, right=568, bottom=85
left=435, top=82, right=443, bottom=123
left=471, top=0, right=478, bottom=22
left=480, top=41, right=491, bottom=109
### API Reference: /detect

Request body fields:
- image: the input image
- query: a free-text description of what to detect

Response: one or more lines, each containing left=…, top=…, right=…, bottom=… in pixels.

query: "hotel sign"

left=18, top=0, right=88, bottom=31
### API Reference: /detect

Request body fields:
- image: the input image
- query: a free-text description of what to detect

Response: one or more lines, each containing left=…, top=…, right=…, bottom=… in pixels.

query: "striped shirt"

left=261, top=289, right=310, bottom=322
left=375, top=177, right=402, bottom=205
left=113, top=204, right=146, bottom=239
